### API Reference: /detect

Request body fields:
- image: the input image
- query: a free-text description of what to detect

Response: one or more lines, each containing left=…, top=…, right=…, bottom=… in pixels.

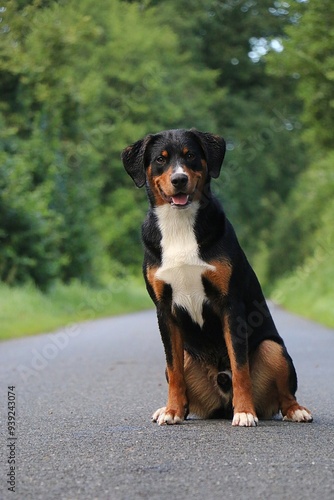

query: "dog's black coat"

left=122, top=128, right=312, bottom=426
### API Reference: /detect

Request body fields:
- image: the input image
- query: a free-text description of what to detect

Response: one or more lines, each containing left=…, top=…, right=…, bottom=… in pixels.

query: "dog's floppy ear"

left=121, top=134, right=153, bottom=188
left=190, top=129, right=226, bottom=179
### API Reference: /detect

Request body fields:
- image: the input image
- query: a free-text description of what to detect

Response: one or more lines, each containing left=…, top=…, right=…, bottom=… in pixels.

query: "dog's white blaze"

left=155, top=202, right=215, bottom=326
left=174, top=165, right=185, bottom=174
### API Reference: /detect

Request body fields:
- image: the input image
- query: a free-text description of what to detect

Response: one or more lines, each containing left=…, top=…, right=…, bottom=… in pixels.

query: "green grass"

left=270, top=252, right=334, bottom=329
left=0, top=278, right=152, bottom=341
left=2, top=251, right=334, bottom=341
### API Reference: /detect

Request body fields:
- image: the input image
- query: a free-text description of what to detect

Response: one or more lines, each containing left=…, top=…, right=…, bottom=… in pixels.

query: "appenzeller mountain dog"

left=122, top=128, right=313, bottom=427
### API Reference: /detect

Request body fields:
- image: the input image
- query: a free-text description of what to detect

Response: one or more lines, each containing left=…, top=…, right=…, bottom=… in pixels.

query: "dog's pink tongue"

left=171, top=194, right=188, bottom=205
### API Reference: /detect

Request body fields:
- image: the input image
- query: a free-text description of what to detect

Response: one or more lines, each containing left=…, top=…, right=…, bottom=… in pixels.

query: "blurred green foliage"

left=149, top=0, right=307, bottom=255
left=0, top=0, right=333, bottom=309
left=0, top=0, right=223, bottom=287
left=265, top=0, right=334, bottom=289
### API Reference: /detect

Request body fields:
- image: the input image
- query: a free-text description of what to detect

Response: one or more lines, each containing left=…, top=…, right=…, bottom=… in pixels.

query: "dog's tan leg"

left=145, top=267, right=188, bottom=425
left=223, top=314, right=258, bottom=427
left=250, top=340, right=313, bottom=422
left=152, top=319, right=188, bottom=425
left=203, top=264, right=257, bottom=426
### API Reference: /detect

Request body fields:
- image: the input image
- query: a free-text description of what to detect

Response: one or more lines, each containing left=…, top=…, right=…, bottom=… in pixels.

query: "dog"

left=122, top=128, right=313, bottom=427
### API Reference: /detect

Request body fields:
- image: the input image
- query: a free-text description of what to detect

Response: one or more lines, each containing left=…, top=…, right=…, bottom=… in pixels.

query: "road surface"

left=1, top=304, right=334, bottom=499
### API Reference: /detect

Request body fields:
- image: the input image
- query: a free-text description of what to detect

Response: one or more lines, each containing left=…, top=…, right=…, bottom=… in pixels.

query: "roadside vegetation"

left=0, top=278, right=151, bottom=340
left=271, top=255, right=334, bottom=328
left=0, top=0, right=333, bottom=339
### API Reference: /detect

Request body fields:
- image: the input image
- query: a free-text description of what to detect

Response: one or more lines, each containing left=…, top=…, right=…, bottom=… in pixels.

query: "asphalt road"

left=1, top=303, right=334, bottom=500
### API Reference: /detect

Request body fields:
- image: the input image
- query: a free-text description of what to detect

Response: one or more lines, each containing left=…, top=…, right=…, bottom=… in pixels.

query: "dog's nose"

left=171, top=173, right=188, bottom=189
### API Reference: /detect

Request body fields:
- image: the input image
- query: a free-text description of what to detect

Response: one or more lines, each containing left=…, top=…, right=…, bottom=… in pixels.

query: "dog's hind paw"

left=151, top=407, right=184, bottom=425
left=283, top=406, right=313, bottom=423
left=232, top=412, right=258, bottom=427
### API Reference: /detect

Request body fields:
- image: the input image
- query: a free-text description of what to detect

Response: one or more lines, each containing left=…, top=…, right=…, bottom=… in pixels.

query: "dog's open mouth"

left=171, top=193, right=189, bottom=207
left=158, top=187, right=192, bottom=208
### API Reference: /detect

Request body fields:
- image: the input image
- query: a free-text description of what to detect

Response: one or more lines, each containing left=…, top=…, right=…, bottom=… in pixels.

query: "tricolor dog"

left=122, top=128, right=313, bottom=427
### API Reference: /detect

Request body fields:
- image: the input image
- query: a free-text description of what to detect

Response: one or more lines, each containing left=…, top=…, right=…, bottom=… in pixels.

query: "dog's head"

left=121, top=129, right=226, bottom=208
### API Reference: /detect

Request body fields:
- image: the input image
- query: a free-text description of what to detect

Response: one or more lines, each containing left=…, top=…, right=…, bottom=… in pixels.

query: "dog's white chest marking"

left=155, top=203, right=215, bottom=326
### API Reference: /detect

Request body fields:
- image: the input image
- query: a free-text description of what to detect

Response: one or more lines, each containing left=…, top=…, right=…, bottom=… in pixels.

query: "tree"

left=148, top=0, right=307, bottom=259
left=0, top=0, right=223, bottom=286
left=266, top=0, right=334, bottom=152
left=265, top=0, right=334, bottom=282
left=0, top=1, right=102, bottom=286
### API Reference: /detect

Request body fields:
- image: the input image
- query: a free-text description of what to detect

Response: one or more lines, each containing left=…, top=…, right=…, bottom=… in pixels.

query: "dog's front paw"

left=151, top=407, right=184, bottom=425
left=283, top=405, right=313, bottom=423
left=232, top=412, right=258, bottom=427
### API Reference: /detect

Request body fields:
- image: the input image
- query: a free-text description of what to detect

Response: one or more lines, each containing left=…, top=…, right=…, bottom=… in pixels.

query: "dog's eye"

left=186, top=152, right=195, bottom=161
left=156, top=156, right=166, bottom=165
